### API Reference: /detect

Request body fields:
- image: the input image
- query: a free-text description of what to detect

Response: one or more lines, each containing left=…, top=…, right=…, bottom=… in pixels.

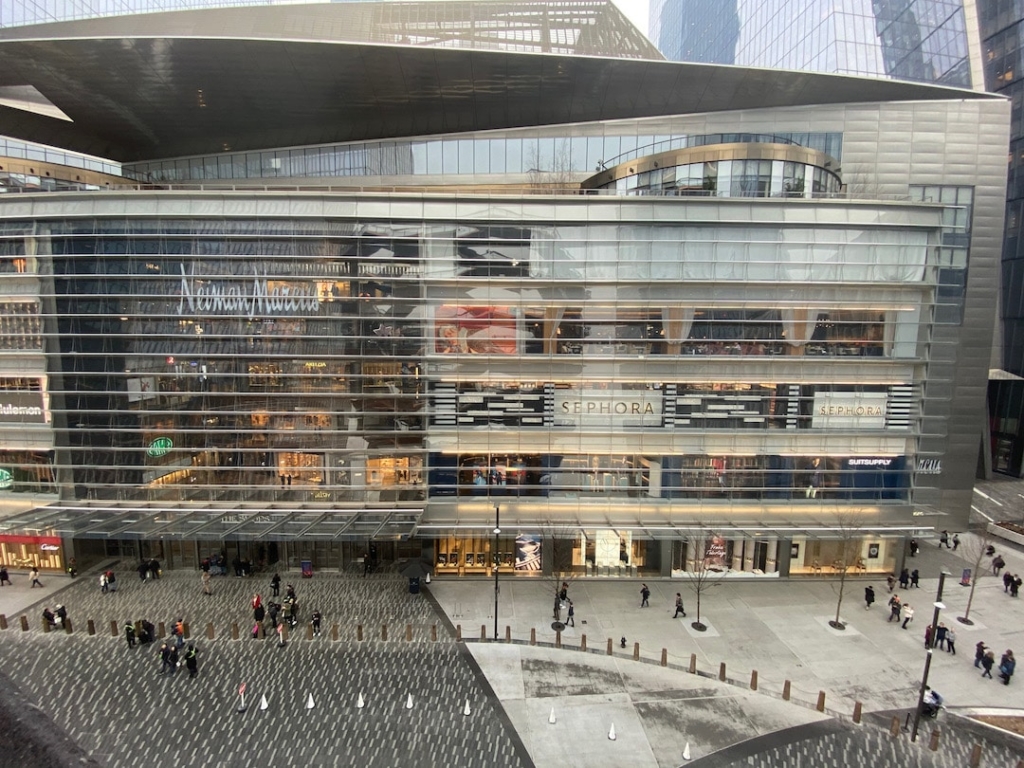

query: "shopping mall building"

left=0, top=2, right=1010, bottom=578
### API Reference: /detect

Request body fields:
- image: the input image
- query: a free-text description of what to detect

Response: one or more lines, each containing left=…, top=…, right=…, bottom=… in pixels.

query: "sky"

left=612, top=0, right=650, bottom=36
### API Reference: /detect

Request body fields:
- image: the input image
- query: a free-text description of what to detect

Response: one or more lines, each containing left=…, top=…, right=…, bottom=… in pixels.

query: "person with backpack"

left=640, top=583, right=650, bottom=607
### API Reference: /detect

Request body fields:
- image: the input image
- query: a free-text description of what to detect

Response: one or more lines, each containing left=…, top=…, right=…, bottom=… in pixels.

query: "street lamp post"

left=493, top=505, right=501, bottom=641
left=911, top=569, right=949, bottom=742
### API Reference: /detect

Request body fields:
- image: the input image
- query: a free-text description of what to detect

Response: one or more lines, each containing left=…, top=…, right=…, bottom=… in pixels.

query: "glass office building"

left=0, top=2, right=1010, bottom=577
left=650, top=0, right=978, bottom=88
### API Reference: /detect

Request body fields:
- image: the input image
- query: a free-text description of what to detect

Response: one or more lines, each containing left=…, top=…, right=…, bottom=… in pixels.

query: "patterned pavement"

left=0, top=566, right=531, bottom=768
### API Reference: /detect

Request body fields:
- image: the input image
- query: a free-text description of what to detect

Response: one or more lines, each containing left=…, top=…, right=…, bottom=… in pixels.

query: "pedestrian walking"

left=29, top=566, right=42, bottom=588
left=566, top=601, right=575, bottom=627
left=167, top=645, right=179, bottom=675
left=946, top=626, right=956, bottom=654
left=899, top=568, right=909, bottom=589
left=640, top=583, right=650, bottom=607
left=673, top=592, right=686, bottom=618
left=184, top=644, right=198, bottom=679
left=1013, top=575, right=1022, bottom=598
left=999, top=650, right=1015, bottom=685
left=251, top=593, right=262, bottom=612
left=124, top=621, right=136, bottom=649
left=982, top=650, right=995, bottom=678
left=201, top=570, right=212, bottom=596
left=936, top=622, right=948, bottom=650
left=158, top=643, right=172, bottom=675
left=887, top=594, right=901, bottom=622
left=910, top=569, right=920, bottom=588
left=864, top=585, right=875, bottom=609
left=901, top=604, right=914, bottom=629
left=1003, top=571, right=1013, bottom=593
left=939, top=530, right=950, bottom=548
left=106, top=571, right=117, bottom=592
left=559, top=581, right=569, bottom=602
left=993, top=555, right=1006, bottom=576
left=311, top=609, right=322, bottom=636
left=886, top=573, right=896, bottom=593
left=952, top=533, right=960, bottom=551
left=137, top=561, right=149, bottom=582
left=909, top=538, right=919, bottom=557
left=0, top=566, right=10, bottom=586
left=924, top=624, right=934, bottom=648
left=55, top=604, right=67, bottom=629
left=975, top=641, right=988, bottom=667
left=270, top=573, right=281, bottom=597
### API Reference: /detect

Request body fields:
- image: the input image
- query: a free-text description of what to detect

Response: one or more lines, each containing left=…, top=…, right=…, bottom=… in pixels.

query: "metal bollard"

left=633, top=641, right=640, bottom=661
left=382, top=624, right=388, bottom=641
left=158, top=622, right=165, bottom=638
left=929, top=730, right=940, bottom=752
left=455, top=624, right=461, bottom=642
left=505, top=625, right=511, bottom=642
left=606, top=637, right=612, bottom=656
left=358, top=624, right=364, bottom=641
left=206, top=623, right=215, bottom=640
left=816, top=691, right=826, bottom=712
left=42, top=619, right=50, bottom=633
left=231, top=623, right=239, bottom=641
left=853, top=702, right=862, bottom=724
left=968, top=744, right=982, bottom=768
left=530, top=627, right=536, bottom=646
left=480, top=624, right=486, bottom=641
left=661, top=648, right=668, bottom=667
left=0, top=614, right=7, bottom=630
left=555, top=630, right=562, bottom=649
left=689, top=654, right=697, bottom=674
left=405, top=624, right=412, bottom=642
left=306, top=623, right=314, bottom=641
left=257, top=623, right=265, bottom=640
left=430, top=624, right=437, bottom=642
left=87, top=619, right=95, bottom=636
left=889, top=716, right=901, bottom=737
left=581, top=634, right=587, bottom=652
left=783, top=680, right=791, bottom=701
left=719, top=662, right=726, bottom=682
left=331, top=624, right=339, bottom=642
left=182, top=622, right=190, bottom=640
left=750, top=670, right=758, bottom=691
left=64, top=619, right=73, bottom=635
left=109, top=620, right=118, bottom=637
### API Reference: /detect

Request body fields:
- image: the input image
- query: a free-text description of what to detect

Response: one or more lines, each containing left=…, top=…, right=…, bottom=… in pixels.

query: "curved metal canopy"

left=0, top=7, right=998, bottom=163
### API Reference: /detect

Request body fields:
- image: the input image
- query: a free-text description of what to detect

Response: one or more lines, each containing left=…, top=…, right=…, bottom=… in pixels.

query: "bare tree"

left=538, top=523, right=581, bottom=624
left=956, top=524, right=997, bottom=626
left=827, top=509, right=869, bottom=630
left=681, top=524, right=729, bottom=632
left=526, top=139, right=577, bottom=193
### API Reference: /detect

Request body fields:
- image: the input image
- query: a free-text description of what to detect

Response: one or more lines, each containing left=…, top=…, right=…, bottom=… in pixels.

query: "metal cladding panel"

left=0, top=30, right=999, bottom=162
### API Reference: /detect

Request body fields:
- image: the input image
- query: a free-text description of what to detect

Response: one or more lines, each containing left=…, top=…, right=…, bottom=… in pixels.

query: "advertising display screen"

left=435, top=306, right=518, bottom=354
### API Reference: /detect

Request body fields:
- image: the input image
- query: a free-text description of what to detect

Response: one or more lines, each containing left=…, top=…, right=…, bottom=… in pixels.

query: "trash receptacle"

left=409, top=577, right=420, bottom=594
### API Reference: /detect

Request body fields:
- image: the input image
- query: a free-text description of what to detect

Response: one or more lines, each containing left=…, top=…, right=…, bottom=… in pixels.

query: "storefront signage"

left=0, top=392, right=47, bottom=424
left=811, top=392, right=887, bottom=429
left=555, top=390, right=663, bottom=427
left=0, top=469, right=12, bottom=489
left=178, top=265, right=319, bottom=320
left=147, top=437, right=174, bottom=458
left=40, top=543, right=59, bottom=551
left=917, top=459, right=942, bottom=475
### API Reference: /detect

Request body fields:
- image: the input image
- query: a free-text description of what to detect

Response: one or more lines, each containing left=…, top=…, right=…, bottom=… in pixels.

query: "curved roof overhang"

left=0, top=32, right=1000, bottom=163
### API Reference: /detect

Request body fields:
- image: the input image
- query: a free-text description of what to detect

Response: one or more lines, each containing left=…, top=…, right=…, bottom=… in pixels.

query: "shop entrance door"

left=754, top=542, right=768, bottom=572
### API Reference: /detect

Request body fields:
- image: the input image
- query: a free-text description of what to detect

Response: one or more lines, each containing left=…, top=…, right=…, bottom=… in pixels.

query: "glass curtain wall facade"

left=650, top=0, right=974, bottom=87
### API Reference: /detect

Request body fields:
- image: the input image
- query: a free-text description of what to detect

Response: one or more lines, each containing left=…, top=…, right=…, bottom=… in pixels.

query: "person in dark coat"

left=899, top=569, right=909, bottom=589
left=54, top=605, right=68, bottom=629
left=1012, top=575, right=1022, bottom=598
left=311, top=610, right=322, bottom=637
left=158, top=644, right=172, bottom=675
left=910, top=569, right=920, bottom=588
left=124, top=622, right=136, bottom=649
left=982, top=650, right=995, bottom=678
left=864, top=585, right=875, bottom=609
left=1003, top=571, right=1013, bottom=593
left=137, top=561, right=149, bottom=582
left=41, top=607, right=56, bottom=628
left=184, top=644, right=198, bottom=679
left=270, top=573, right=281, bottom=597
left=999, top=650, right=1016, bottom=685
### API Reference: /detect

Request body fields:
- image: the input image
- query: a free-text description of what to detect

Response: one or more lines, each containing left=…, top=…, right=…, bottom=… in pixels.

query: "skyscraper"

left=650, top=0, right=978, bottom=88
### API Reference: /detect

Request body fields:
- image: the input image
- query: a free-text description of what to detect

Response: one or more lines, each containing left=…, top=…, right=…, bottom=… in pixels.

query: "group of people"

left=124, top=619, right=156, bottom=648
left=553, top=581, right=575, bottom=626
left=135, top=559, right=161, bottom=582
left=1001, top=570, right=1022, bottom=597
left=880, top=592, right=918, bottom=630
left=41, top=604, right=68, bottom=630
left=250, top=580, right=321, bottom=644
left=975, top=642, right=1015, bottom=685
left=157, top=640, right=199, bottom=678
left=98, top=570, right=117, bottom=593
left=886, top=569, right=920, bottom=592
left=923, top=622, right=957, bottom=653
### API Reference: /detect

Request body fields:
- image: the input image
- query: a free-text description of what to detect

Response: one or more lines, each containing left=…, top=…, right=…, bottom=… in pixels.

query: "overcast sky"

left=613, top=0, right=650, bottom=37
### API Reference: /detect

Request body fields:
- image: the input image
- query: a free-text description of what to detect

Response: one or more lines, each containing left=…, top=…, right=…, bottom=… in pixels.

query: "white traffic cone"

left=548, top=707, right=556, bottom=724
left=406, top=693, right=414, bottom=710
left=683, top=742, right=691, bottom=760
left=259, top=695, right=268, bottom=711
left=357, top=692, right=365, bottom=709
left=608, top=723, right=616, bottom=741
left=463, top=699, right=471, bottom=716
left=306, top=693, right=315, bottom=710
